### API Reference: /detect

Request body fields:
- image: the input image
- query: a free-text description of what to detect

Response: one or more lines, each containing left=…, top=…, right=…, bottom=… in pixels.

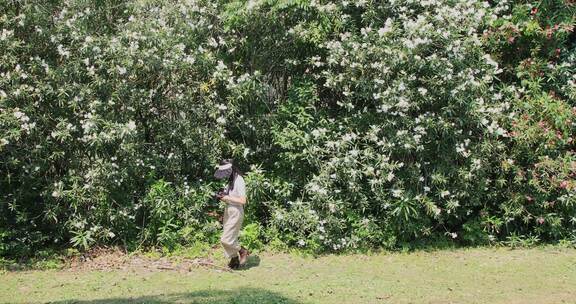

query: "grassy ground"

left=2, top=246, right=575, bottom=304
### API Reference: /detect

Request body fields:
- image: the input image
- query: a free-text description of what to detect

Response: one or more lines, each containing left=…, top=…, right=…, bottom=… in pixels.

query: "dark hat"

left=214, top=159, right=233, bottom=179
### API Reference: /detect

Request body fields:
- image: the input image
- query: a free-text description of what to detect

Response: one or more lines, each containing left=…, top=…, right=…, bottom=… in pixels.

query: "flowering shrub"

left=260, top=0, right=512, bottom=250
left=0, top=0, right=574, bottom=256
left=484, top=0, right=576, bottom=242
left=0, top=0, right=232, bottom=254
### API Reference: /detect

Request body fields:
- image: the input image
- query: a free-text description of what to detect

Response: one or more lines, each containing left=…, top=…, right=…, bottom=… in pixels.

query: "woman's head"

left=214, top=158, right=242, bottom=190
left=214, top=159, right=234, bottom=180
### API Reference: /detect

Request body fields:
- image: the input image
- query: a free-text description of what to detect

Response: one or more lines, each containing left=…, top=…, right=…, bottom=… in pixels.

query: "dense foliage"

left=1, top=0, right=575, bottom=257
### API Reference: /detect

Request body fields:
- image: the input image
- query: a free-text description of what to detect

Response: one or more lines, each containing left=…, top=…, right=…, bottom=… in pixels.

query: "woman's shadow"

left=239, top=255, right=261, bottom=270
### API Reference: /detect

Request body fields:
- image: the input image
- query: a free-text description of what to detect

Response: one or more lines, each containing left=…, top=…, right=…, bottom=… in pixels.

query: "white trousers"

left=220, top=204, right=244, bottom=258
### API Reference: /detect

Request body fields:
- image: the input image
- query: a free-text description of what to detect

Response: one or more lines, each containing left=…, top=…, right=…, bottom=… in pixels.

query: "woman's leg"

left=220, top=206, right=243, bottom=258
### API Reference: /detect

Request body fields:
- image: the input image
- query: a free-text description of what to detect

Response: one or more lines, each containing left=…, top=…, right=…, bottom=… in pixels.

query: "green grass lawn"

left=2, top=246, right=575, bottom=304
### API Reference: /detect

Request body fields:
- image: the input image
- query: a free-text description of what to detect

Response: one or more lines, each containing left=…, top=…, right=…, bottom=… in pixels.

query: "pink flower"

left=537, top=217, right=545, bottom=225
left=560, top=181, right=568, bottom=189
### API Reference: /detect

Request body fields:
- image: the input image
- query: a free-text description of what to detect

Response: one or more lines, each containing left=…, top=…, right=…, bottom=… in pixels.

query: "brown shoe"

left=239, top=246, right=249, bottom=266
left=228, top=256, right=240, bottom=270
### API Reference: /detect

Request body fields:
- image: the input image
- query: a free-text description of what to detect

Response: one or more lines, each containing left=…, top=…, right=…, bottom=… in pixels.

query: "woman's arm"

left=222, top=175, right=247, bottom=205
left=221, top=195, right=246, bottom=205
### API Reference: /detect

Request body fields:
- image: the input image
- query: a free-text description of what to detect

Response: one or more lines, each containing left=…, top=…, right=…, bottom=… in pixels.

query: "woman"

left=213, top=159, right=249, bottom=269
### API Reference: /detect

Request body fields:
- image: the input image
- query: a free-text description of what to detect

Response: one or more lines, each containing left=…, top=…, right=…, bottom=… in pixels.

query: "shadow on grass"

left=239, top=255, right=260, bottom=271
left=44, top=288, right=301, bottom=304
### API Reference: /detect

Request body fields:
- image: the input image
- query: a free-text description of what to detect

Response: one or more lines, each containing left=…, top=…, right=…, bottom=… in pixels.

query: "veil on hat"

left=214, top=159, right=233, bottom=179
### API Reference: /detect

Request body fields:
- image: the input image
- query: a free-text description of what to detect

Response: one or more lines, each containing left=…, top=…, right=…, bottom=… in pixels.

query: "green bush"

left=0, top=0, right=574, bottom=257
left=484, top=0, right=576, bottom=243
left=240, top=223, right=265, bottom=252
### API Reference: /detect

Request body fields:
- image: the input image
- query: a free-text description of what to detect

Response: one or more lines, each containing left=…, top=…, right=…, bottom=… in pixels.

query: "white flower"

left=247, top=0, right=259, bottom=10
left=472, top=158, right=481, bottom=167
left=13, top=111, right=25, bottom=119
left=185, top=55, right=196, bottom=64
left=117, top=66, right=127, bottom=75
left=483, top=54, right=498, bottom=67
left=216, top=117, right=226, bottom=125
left=87, top=65, right=96, bottom=76
left=495, top=127, right=508, bottom=137
left=275, top=212, right=284, bottom=220
left=440, top=190, right=450, bottom=198
left=216, top=60, right=227, bottom=71
left=392, top=189, right=403, bottom=197
left=377, top=23, right=392, bottom=37
left=57, top=45, right=70, bottom=57
left=434, top=207, right=441, bottom=216
left=126, top=120, right=136, bottom=131
left=297, top=239, right=306, bottom=247
left=328, top=203, right=336, bottom=213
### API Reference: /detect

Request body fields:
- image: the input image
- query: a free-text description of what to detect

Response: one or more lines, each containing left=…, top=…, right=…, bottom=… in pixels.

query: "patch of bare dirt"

left=66, top=247, right=231, bottom=273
